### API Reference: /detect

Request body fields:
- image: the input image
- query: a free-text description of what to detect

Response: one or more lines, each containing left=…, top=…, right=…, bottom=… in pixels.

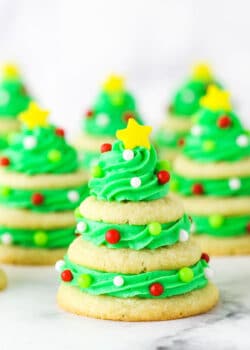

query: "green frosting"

left=0, top=226, right=75, bottom=248
left=89, top=140, right=169, bottom=201
left=76, top=214, right=191, bottom=250
left=80, top=150, right=99, bottom=169
left=0, top=77, right=31, bottom=118
left=171, top=174, right=250, bottom=197
left=192, top=214, right=250, bottom=237
left=183, top=109, right=250, bottom=162
left=83, top=90, right=142, bottom=138
left=61, top=257, right=209, bottom=299
left=155, top=128, right=187, bottom=149
left=0, top=184, right=89, bottom=212
left=3, top=125, right=79, bottom=174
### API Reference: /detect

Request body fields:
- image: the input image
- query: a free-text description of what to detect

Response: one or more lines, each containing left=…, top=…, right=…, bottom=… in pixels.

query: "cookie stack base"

left=57, top=282, right=219, bottom=321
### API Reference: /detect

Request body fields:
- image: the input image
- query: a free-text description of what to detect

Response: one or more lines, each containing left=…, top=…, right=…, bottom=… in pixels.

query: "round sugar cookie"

left=57, top=282, right=219, bottom=321
left=67, top=236, right=201, bottom=273
left=80, top=195, right=184, bottom=225
left=74, top=133, right=115, bottom=152
left=158, top=147, right=179, bottom=163
left=163, top=115, right=193, bottom=132
left=0, top=268, right=7, bottom=290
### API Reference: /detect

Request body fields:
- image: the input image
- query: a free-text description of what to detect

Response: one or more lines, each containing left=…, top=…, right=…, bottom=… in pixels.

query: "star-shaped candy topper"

left=200, top=85, right=232, bottom=112
left=19, top=102, right=49, bottom=129
left=2, top=63, right=20, bottom=79
left=116, top=119, right=152, bottom=149
left=102, top=74, right=125, bottom=94
left=192, top=63, right=213, bottom=82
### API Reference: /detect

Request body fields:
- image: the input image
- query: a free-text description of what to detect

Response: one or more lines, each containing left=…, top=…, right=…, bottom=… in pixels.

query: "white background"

left=0, top=0, right=250, bottom=136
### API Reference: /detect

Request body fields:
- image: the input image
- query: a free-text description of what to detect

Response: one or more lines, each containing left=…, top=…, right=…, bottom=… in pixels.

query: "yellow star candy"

left=2, top=63, right=20, bottom=79
left=116, top=119, right=152, bottom=149
left=200, top=85, right=232, bottom=112
left=102, top=74, right=125, bottom=93
left=19, top=102, right=49, bottom=129
left=192, top=63, right=213, bottom=82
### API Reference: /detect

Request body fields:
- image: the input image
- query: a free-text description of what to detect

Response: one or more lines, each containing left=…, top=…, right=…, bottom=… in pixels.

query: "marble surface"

left=0, top=257, right=249, bottom=350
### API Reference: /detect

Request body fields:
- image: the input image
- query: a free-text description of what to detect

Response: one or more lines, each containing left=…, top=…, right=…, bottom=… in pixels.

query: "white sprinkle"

left=182, top=88, right=195, bottom=103
left=1, top=233, right=13, bottom=245
left=130, top=177, right=141, bottom=188
left=23, top=136, right=37, bottom=150
left=76, top=222, right=87, bottom=233
left=96, top=113, right=110, bottom=127
left=229, top=178, right=241, bottom=191
left=67, top=190, right=80, bottom=203
left=0, top=90, right=9, bottom=105
left=204, top=267, right=214, bottom=280
left=179, top=229, right=189, bottom=242
left=55, top=260, right=65, bottom=272
left=236, top=134, right=249, bottom=147
left=191, top=125, right=202, bottom=136
left=113, top=276, right=124, bottom=287
left=123, top=149, right=134, bottom=161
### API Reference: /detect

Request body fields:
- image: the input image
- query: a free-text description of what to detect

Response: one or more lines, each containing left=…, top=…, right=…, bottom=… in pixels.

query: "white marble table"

left=0, top=257, right=249, bottom=350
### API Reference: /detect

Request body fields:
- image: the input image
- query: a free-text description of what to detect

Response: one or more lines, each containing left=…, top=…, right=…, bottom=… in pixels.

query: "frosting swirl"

left=155, top=128, right=187, bottom=149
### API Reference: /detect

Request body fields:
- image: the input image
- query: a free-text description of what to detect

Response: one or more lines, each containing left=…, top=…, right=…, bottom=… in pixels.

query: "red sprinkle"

left=124, top=112, right=134, bottom=122
left=149, top=282, right=164, bottom=296
left=217, top=115, right=232, bottom=128
left=61, top=269, right=73, bottom=282
left=105, top=229, right=121, bottom=244
left=32, top=193, right=44, bottom=205
left=201, top=252, right=210, bottom=263
left=157, top=170, right=171, bottom=185
left=246, top=223, right=250, bottom=233
left=192, top=183, right=204, bottom=195
left=55, top=128, right=65, bottom=137
left=100, top=143, right=112, bottom=153
left=0, top=157, right=10, bottom=166
left=85, top=109, right=93, bottom=118
left=178, top=138, right=185, bottom=146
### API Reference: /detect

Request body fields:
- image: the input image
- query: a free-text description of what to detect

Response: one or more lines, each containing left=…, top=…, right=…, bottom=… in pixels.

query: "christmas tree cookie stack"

left=172, top=86, right=250, bottom=255
left=74, top=75, right=143, bottom=169
left=57, top=119, right=218, bottom=321
left=155, top=63, right=218, bottom=162
left=0, top=102, right=89, bottom=265
left=0, top=64, right=31, bottom=149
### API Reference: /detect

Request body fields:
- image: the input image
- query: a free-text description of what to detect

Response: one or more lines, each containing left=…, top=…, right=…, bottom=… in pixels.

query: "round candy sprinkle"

left=76, top=221, right=87, bottom=233
left=91, top=165, right=104, bottom=178
left=202, top=140, right=215, bottom=152
left=148, top=222, right=162, bottom=236
left=130, top=177, right=141, bottom=188
left=179, top=267, right=194, bottom=283
left=55, top=128, right=65, bottom=137
left=217, top=115, right=231, bottom=128
left=192, top=183, right=204, bottom=195
left=33, top=231, right=48, bottom=247
left=247, top=223, right=250, bottom=233
left=48, top=149, right=62, bottom=162
left=96, top=113, right=110, bottom=127
left=1, top=233, right=13, bottom=245
left=105, top=229, right=121, bottom=244
left=209, top=214, right=224, bottom=228
left=123, top=149, right=134, bottom=161
left=157, top=170, right=170, bottom=185
left=178, top=138, right=185, bottom=146
left=23, top=135, right=37, bottom=150
left=191, top=125, right=202, bottom=136
left=149, top=282, right=164, bottom=296
left=204, top=267, right=214, bottom=280
left=67, top=190, right=80, bottom=203
left=100, top=143, right=112, bottom=153
left=0, top=157, right=10, bottom=166
left=236, top=134, right=249, bottom=147
left=61, top=269, right=73, bottom=282
left=113, top=275, right=124, bottom=287
left=32, top=193, right=44, bottom=205
left=201, top=252, right=210, bottom=263
left=55, top=260, right=65, bottom=272
left=85, top=109, right=93, bottom=118
left=229, top=178, right=241, bottom=191
left=124, top=112, right=134, bottom=122
left=78, top=274, right=92, bottom=288
left=179, top=229, right=189, bottom=242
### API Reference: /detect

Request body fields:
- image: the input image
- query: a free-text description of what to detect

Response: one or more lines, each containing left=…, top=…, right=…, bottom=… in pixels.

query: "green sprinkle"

left=179, top=267, right=194, bottom=283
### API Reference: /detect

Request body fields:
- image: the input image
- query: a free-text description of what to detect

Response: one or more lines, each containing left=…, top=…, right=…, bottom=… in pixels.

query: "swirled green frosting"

left=80, top=150, right=99, bottom=169
left=0, top=226, right=75, bottom=248
left=0, top=77, right=31, bottom=118
left=183, top=109, right=250, bottom=162
left=76, top=214, right=191, bottom=250
left=0, top=184, right=89, bottom=212
left=192, top=214, right=250, bottom=237
left=3, top=125, right=79, bottom=174
left=83, top=89, right=143, bottom=137
left=61, top=257, right=209, bottom=299
left=89, top=141, right=169, bottom=201
left=171, top=173, right=250, bottom=197
left=155, top=128, right=187, bottom=149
